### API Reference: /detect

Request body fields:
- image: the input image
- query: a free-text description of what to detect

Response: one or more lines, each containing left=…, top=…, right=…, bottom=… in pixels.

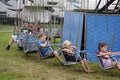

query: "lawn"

left=0, top=25, right=120, bottom=80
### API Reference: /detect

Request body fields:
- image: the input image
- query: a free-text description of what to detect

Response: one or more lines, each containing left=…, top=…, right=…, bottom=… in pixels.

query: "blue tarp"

left=62, top=11, right=83, bottom=50
left=86, top=13, right=120, bottom=62
left=62, top=12, right=120, bottom=62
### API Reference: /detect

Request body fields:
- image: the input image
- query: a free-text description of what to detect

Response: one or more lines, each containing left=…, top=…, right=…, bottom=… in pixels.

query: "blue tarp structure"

left=86, top=13, right=120, bottom=62
left=62, top=11, right=83, bottom=50
left=63, top=11, right=120, bottom=62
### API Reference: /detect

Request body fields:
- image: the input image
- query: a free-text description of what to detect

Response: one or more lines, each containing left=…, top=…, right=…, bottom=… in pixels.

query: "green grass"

left=0, top=26, right=120, bottom=80
left=0, top=25, right=14, bottom=31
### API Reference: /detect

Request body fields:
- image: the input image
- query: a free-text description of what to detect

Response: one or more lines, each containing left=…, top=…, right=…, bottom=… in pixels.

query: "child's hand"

left=68, top=50, right=73, bottom=54
left=108, top=50, right=112, bottom=55
left=44, top=41, right=48, bottom=46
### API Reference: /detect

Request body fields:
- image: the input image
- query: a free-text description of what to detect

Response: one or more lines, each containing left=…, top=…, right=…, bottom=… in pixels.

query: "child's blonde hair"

left=62, top=40, right=71, bottom=48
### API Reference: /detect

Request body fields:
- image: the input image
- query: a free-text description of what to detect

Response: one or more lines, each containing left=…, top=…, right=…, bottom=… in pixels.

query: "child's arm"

left=111, top=52, right=120, bottom=55
left=99, top=51, right=111, bottom=56
left=70, top=46, right=77, bottom=51
left=40, top=41, right=48, bottom=48
left=62, top=48, right=73, bottom=54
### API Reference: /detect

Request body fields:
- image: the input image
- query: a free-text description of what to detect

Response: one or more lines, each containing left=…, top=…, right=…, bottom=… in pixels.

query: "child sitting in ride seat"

left=98, top=42, right=120, bottom=69
left=62, top=40, right=94, bottom=73
left=36, top=33, right=63, bottom=65
left=5, top=21, right=33, bottom=50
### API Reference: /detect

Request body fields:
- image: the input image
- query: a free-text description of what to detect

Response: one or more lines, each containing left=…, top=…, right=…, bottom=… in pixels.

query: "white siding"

left=24, top=7, right=50, bottom=23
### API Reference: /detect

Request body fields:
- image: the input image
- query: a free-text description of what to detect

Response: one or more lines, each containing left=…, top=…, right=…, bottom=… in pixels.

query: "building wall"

left=24, top=0, right=59, bottom=23
left=1, top=0, right=117, bottom=23
left=24, top=7, right=50, bottom=23
left=24, top=0, right=59, bottom=7
left=0, top=0, right=23, bottom=17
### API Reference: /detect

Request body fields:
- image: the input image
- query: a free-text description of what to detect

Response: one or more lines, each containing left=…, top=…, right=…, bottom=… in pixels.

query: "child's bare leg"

left=36, top=52, right=41, bottom=61
left=53, top=51, right=62, bottom=64
left=83, top=58, right=94, bottom=72
left=6, top=38, right=14, bottom=50
left=8, top=38, right=14, bottom=45
left=116, top=62, right=120, bottom=69
left=80, top=60, right=89, bottom=72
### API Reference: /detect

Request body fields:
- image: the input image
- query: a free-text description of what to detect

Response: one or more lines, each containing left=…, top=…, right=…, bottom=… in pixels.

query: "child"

left=62, top=40, right=94, bottom=73
left=98, top=42, right=120, bottom=69
left=36, top=33, right=62, bottom=65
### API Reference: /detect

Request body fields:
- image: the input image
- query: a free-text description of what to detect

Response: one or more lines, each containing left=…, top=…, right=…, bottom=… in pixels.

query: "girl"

left=98, top=42, right=120, bottom=69
left=62, top=40, right=94, bottom=73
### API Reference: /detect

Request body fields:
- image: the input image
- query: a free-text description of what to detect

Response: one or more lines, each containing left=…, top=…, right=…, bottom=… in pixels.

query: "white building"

left=0, top=0, right=118, bottom=23
left=23, top=0, right=59, bottom=23
left=23, top=0, right=80, bottom=23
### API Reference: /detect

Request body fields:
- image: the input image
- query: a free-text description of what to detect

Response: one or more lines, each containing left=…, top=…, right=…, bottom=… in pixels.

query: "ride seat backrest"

left=62, top=51, right=69, bottom=61
left=96, top=52, right=105, bottom=68
left=38, top=46, right=53, bottom=58
left=25, top=35, right=37, bottom=41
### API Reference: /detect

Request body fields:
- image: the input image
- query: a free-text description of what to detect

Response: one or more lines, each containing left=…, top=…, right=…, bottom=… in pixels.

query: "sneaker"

left=5, top=46, right=10, bottom=50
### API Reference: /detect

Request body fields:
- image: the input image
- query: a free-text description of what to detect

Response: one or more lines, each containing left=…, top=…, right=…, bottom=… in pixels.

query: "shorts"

left=64, top=52, right=81, bottom=62
left=103, top=59, right=112, bottom=68
left=102, top=59, right=117, bottom=68
left=45, top=51, right=54, bottom=58
left=11, top=35, right=17, bottom=42
left=65, top=55, right=81, bottom=62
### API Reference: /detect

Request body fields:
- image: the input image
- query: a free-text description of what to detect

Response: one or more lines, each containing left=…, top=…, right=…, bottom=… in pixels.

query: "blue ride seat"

left=22, top=35, right=38, bottom=53
left=37, top=46, right=54, bottom=59
left=37, top=44, right=62, bottom=59
left=17, top=32, right=26, bottom=48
